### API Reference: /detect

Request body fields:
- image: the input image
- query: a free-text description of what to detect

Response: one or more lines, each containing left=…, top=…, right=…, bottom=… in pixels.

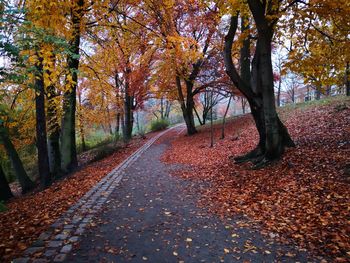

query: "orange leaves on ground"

left=162, top=98, right=350, bottom=261
left=0, top=136, right=151, bottom=262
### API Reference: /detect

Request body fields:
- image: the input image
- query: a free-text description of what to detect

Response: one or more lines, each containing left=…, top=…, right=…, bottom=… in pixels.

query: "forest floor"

left=0, top=132, right=158, bottom=262
left=162, top=96, right=350, bottom=262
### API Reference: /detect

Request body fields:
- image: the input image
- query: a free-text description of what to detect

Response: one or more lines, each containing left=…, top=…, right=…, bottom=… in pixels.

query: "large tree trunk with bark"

left=35, top=60, right=51, bottom=188
left=61, top=88, right=77, bottom=172
left=184, top=94, right=197, bottom=135
left=224, top=8, right=294, bottom=167
left=0, top=128, right=35, bottom=193
left=123, top=94, right=134, bottom=141
left=60, top=0, right=83, bottom=172
left=46, top=53, right=61, bottom=178
left=176, top=76, right=197, bottom=135
left=258, top=32, right=286, bottom=161
left=0, top=164, right=13, bottom=201
left=47, top=85, right=61, bottom=178
left=185, top=80, right=197, bottom=134
left=123, top=86, right=134, bottom=141
left=248, top=0, right=294, bottom=165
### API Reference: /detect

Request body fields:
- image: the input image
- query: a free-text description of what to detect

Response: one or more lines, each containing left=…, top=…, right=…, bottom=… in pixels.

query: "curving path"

left=15, top=125, right=313, bottom=263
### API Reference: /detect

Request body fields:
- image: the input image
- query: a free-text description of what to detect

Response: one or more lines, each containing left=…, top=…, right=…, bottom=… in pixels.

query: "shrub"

left=90, top=144, right=119, bottom=163
left=150, top=119, right=169, bottom=132
left=0, top=201, right=7, bottom=212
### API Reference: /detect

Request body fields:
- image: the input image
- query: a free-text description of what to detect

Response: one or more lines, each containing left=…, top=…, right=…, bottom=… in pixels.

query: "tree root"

left=234, top=147, right=263, bottom=164
left=252, top=156, right=279, bottom=170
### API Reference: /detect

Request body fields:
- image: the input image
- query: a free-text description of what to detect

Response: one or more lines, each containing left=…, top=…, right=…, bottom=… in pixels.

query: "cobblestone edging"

left=13, top=127, right=180, bottom=263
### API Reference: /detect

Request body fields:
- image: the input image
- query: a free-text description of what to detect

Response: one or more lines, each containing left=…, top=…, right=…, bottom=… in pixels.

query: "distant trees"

left=282, top=0, right=350, bottom=98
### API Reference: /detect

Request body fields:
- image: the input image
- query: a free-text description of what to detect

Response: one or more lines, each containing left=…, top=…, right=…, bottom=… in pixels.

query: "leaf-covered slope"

left=162, top=97, right=350, bottom=261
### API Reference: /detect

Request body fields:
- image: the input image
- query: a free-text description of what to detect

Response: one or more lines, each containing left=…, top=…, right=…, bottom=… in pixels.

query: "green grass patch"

left=90, top=144, right=120, bottom=163
left=149, top=119, right=169, bottom=132
left=77, top=129, right=116, bottom=153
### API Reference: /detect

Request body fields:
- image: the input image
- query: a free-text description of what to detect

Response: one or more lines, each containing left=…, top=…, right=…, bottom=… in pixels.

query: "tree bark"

left=115, top=112, right=121, bottom=134
left=193, top=106, right=204, bottom=126
left=77, top=89, right=86, bottom=152
left=210, top=89, right=214, bottom=147
left=61, top=0, right=83, bottom=172
left=123, top=87, right=134, bottom=141
left=46, top=53, right=61, bottom=178
left=47, top=85, right=61, bottom=178
left=176, top=76, right=197, bottom=135
left=0, top=164, right=13, bottom=201
left=221, top=96, right=232, bottom=139
left=106, top=105, right=113, bottom=135
left=35, top=60, right=51, bottom=188
left=165, top=101, right=171, bottom=119
left=315, top=88, right=321, bottom=100
left=224, top=9, right=294, bottom=166
left=0, top=128, right=35, bottom=193
left=277, top=79, right=281, bottom=106
left=346, top=62, right=350, bottom=96
left=248, top=0, right=295, bottom=165
left=160, top=97, right=164, bottom=119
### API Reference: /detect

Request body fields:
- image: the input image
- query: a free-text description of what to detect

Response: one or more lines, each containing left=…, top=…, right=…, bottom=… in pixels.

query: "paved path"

left=15, top=126, right=314, bottom=263
left=65, top=127, right=311, bottom=263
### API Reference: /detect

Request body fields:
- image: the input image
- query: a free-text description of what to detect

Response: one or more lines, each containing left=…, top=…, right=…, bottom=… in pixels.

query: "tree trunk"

left=210, top=89, right=214, bottom=147
left=346, top=62, right=350, bottom=96
left=61, top=88, right=78, bottom=172
left=61, top=0, right=83, bottom=172
left=123, top=91, right=133, bottom=141
left=277, top=79, right=281, bottom=106
left=184, top=98, right=197, bottom=135
left=221, top=96, right=232, bottom=139
left=46, top=54, right=61, bottom=178
left=106, top=105, right=113, bottom=135
left=0, top=164, right=13, bottom=201
left=224, top=9, right=294, bottom=166
left=193, top=106, right=204, bottom=125
left=35, top=60, right=51, bottom=188
left=160, top=97, right=164, bottom=119
left=241, top=97, right=247, bottom=114
left=165, top=101, right=171, bottom=119
left=184, top=81, right=197, bottom=135
left=0, top=128, right=35, bottom=193
left=250, top=11, right=294, bottom=163
left=315, top=88, right=321, bottom=100
left=176, top=76, right=197, bottom=135
left=47, top=85, right=61, bottom=178
left=77, top=90, right=86, bottom=152
left=115, top=112, right=121, bottom=134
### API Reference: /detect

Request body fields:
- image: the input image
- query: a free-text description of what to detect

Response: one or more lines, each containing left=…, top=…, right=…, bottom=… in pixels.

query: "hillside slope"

left=163, top=96, right=350, bottom=261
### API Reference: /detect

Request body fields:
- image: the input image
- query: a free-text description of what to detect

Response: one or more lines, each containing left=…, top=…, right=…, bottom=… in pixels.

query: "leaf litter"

left=162, top=98, right=350, bottom=261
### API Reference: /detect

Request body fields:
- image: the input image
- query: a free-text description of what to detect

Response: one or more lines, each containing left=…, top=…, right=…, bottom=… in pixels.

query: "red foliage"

left=162, top=98, right=350, bottom=261
left=0, top=136, right=152, bottom=262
